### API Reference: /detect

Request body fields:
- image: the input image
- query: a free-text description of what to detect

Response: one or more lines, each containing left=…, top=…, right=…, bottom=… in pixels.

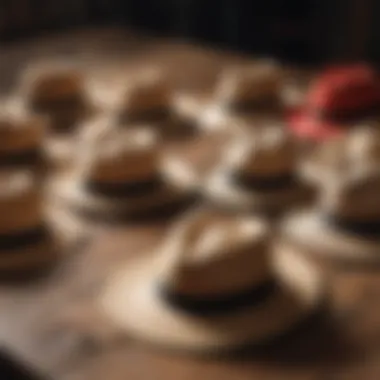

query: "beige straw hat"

left=302, top=124, right=380, bottom=184
left=203, top=126, right=313, bottom=214
left=174, top=60, right=286, bottom=133
left=0, top=170, right=71, bottom=277
left=217, top=61, right=284, bottom=112
left=0, top=98, right=48, bottom=173
left=118, top=69, right=197, bottom=139
left=20, top=62, right=92, bottom=133
left=53, top=128, right=194, bottom=222
left=100, top=208, right=324, bottom=353
left=282, top=159, right=380, bottom=263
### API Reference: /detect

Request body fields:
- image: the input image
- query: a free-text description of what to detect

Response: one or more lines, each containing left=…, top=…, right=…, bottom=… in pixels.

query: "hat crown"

left=24, top=63, right=83, bottom=100
left=81, top=128, right=159, bottom=184
left=0, top=170, right=42, bottom=234
left=36, top=71, right=80, bottom=89
left=94, top=127, right=157, bottom=160
left=323, top=167, right=380, bottom=221
left=217, top=61, right=283, bottom=105
left=123, top=70, right=171, bottom=111
left=347, top=126, right=380, bottom=163
left=160, top=210, right=270, bottom=298
left=0, top=99, right=47, bottom=140
left=312, top=126, right=380, bottom=177
left=226, top=127, right=296, bottom=177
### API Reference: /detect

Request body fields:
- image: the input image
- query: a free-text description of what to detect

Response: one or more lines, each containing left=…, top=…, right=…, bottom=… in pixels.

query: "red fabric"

left=287, top=64, right=380, bottom=142
left=287, top=109, right=344, bottom=142
left=307, top=64, right=380, bottom=113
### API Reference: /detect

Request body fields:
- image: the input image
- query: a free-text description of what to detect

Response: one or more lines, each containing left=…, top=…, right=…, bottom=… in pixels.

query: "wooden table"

left=1, top=28, right=380, bottom=380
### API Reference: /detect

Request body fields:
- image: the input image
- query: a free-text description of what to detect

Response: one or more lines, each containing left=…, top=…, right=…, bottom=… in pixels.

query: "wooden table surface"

left=1, top=28, right=380, bottom=380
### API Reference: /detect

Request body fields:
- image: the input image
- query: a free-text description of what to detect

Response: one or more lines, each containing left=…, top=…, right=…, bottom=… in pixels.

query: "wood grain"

left=0, top=28, right=379, bottom=380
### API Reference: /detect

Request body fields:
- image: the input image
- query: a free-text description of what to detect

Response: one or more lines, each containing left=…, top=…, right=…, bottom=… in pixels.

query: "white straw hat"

left=302, top=124, right=380, bottom=184
left=282, top=163, right=380, bottom=264
left=100, top=208, right=324, bottom=353
left=174, top=60, right=286, bottom=133
left=20, top=62, right=92, bottom=133
left=203, top=126, right=313, bottom=214
left=0, top=98, right=47, bottom=172
left=0, top=170, right=83, bottom=277
left=53, top=128, right=194, bottom=222
left=119, top=69, right=198, bottom=139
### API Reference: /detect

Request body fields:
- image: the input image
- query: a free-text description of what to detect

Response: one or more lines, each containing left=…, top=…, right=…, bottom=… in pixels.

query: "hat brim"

left=287, top=108, right=346, bottom=142
left=161, top=156, right=202, bottom=193
left=47, top=199, right=92, bottom=245
left=300, top=161, right=338, bottom=186
left=123, top=116, right=199, bottom=141
left=203, top=170, right=314, bottom=214
left=282, top=210, right=380, bottom=264
left=175, top=94, right=286, bottom=134
left=0, top=211, right=85, bottom=278
left=52, top=175, right=195, bottom=223
left=162, top=135, right=232, bottom=193
left=174, top=94, right=230, bottom=133
left=44, top=135, right=77, bottom=173
left=100, top=245, right=324, bottom=354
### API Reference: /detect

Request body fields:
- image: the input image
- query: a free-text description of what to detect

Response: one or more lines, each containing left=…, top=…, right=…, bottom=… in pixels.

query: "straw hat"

left=0, top=98, right=47, bottom=172
left=45, top=113, right=117, bottom=173
left=100, top=208, right=324, bottom=353
left=0, top=171, right=60, bottom=276
left=120, top=70, right=171, bottom=121
left=288, top=64, right=380, bottom=142
left=217, top=61, right=284, bottom=112
left=119, top=69, right=197, bottom=139
left=20, top=62, right=92, bottom=132
left=203, top=126, right=312, bottom=214
left=53, top=128, right=194, bottom=221
left=282, top=158, right=380, bottom=263
left=302, top=124, right=380, bottom=184
left=175, top=60, right=286, bottom=133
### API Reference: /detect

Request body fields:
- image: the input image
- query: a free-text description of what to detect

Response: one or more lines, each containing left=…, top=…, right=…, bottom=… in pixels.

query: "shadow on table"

left=0, top=349, right=45, bottom=380
left=233, top=306, right=362, bottom=369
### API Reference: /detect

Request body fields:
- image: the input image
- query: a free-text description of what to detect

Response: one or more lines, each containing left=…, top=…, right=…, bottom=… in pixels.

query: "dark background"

left=0, top=0, right=376, bottom=65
